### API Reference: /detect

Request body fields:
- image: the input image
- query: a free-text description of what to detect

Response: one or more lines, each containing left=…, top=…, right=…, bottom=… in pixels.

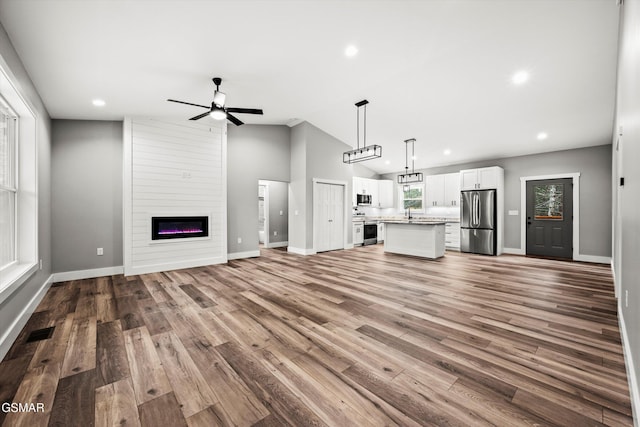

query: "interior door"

left=316, top=182, right=344, bottom=252
left=526, top=178, right=573, bottom=259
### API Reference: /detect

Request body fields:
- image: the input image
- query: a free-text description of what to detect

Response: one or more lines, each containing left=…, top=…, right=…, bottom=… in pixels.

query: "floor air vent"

left=26, top=326, right=55, bottom=343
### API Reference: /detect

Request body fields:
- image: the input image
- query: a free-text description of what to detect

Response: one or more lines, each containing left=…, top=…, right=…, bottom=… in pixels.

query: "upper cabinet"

left=377, top=180, right=394, bottom=208
left=353, top=177, right=394, bottom=208
left=460, top=166, right=503, bottom=190
left=425, top=172, right=460, bottom=207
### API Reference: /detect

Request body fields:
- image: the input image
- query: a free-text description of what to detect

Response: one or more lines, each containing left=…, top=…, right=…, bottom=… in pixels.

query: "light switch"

left=280, top=210, right=283, bottom=216
left=97, top=247, right=104, bottom=256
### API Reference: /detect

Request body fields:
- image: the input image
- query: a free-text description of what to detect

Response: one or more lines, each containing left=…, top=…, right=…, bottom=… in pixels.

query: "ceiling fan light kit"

left=397, top=138, right=423, bottom=184
left=167, top=77, right=263, bottom=126
left=343, top=99, right=383, bottom=164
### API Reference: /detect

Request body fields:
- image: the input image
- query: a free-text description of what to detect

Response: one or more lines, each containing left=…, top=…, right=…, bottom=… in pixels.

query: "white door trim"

left=313, top=178, right=349, bottom=253
left=519, top=173, right=580, bottom=260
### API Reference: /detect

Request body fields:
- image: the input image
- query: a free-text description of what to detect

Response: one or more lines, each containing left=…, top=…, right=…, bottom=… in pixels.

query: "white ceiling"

left=0, top=0, right=620, bottom=174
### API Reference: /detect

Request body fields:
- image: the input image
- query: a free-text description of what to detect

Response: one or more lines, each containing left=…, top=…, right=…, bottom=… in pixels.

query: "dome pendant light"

left=397, top=138, right=423, bottom=184
left=343, top=99, right=382, bottom=164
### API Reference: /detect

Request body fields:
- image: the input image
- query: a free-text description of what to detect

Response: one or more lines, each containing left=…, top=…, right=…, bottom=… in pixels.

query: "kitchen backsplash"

left=353, top=205, right=460, bottom=219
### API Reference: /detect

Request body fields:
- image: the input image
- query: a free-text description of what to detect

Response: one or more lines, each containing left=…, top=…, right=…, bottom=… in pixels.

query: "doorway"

left=258, top=180, right=289, bottom=249
left=526, top=178, right=573, bottom=259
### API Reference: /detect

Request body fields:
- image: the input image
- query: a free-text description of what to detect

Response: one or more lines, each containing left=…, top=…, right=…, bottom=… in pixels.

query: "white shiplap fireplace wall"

left=123, top=118, right=227, bottom=276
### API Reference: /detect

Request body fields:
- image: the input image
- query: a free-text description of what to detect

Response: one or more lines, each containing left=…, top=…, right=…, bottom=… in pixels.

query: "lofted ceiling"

left=0, top=0, right=620, bottom=174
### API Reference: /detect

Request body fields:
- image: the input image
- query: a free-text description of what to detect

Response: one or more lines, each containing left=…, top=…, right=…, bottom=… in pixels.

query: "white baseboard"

left=125, top=256, right=226, bottom=276
left=265, top=241, right=288, bottom=249
left=287, top=247, right=316, bottom=256
left=227, top=250, right=260, bottom=260
left=52, top=265, right=124, bottom=282
left=0, top=274, right=53, bottom=361
left=619, top=309, right=640, bottom=427
left=503, top=247, right=525, bottom=255
left=575, top=254, right=611, bottom=264
left=345, top=243, right=355, bottom=249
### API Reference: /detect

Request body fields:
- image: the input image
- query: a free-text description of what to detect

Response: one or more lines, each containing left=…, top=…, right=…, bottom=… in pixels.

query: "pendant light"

left=343, top=99, right=382, bottom=164
left=397, top=138, right=423, bottom=184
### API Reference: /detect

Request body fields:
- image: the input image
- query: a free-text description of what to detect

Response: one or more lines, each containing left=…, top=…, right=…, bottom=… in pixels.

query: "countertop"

left=383, top=220, right=447, bottom=225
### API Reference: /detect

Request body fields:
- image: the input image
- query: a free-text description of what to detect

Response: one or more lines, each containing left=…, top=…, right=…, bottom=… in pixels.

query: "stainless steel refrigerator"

left=460, top=189, right=496, bottom=255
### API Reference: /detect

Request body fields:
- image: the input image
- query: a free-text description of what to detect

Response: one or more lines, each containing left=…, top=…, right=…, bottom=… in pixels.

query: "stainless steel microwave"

left=357, top=194, right=372, bottom=205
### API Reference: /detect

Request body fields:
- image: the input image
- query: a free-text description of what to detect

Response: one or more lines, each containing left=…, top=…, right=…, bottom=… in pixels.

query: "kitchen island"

left=383, top=221, right=446, bottom=259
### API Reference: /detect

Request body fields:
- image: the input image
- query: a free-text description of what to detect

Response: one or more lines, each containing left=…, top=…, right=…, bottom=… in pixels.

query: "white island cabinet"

left=383, top=221, right=446, bottom=259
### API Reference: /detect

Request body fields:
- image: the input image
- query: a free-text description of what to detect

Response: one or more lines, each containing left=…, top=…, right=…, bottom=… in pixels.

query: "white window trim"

left=0, top=59, right=39, bottom=305
left=398, top=183, right=425, bottom=214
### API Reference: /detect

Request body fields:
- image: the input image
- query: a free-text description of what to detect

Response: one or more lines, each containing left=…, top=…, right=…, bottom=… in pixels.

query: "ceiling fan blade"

left=167, top=99, right=210, bottom=109
left=226, top=113, right=244, bottom=126
left=226, top=107, right=263, bottom=115
left=189, top=111, right=211, bottom=121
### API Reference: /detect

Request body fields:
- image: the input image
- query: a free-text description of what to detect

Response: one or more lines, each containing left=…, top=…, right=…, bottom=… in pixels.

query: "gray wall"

left=51, top=120, right=123, bottom=272
left=382, top=144, right=612, bottom=257
left=0, top=21, right=52, bottom=355
left=227, top=124, right=290, bottom=255
left=287, top=121, right=378, bottom=251
left=613, top=0, right=640, bottom=413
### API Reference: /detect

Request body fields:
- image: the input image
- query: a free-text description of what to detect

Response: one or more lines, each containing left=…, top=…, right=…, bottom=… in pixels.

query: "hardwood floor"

left=0, top=245, right=633, bottom=426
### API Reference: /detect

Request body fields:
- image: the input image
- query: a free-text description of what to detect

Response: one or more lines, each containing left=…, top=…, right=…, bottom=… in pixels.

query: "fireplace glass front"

left=151, top=216, right=209, bottom=240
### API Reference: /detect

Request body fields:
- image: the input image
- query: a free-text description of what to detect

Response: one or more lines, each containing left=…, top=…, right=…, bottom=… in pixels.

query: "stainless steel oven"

left=364, top=222, right=378, bottom=245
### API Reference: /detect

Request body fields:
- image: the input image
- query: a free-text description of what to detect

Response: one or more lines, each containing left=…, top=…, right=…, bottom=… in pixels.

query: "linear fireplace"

left=151, top=216, right=209, bottom=240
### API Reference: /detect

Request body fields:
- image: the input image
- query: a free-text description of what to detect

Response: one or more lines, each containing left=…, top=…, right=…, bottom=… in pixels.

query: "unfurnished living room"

left=0, top=1, right=639, bottom=426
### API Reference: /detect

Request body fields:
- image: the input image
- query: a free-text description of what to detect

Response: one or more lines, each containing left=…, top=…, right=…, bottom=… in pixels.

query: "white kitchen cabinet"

left=377, top=222, right=385, bottom=242
left=353, top=177, right=393, bottom=208
left=425, top=172, right=460, bottom=207
left=445, top=222, right=460, bottom=250
left=353, top=222, right=364, bottom=246
left=377, top=180, right=394, bottom=208
left=460, top=166, right=503, bottom=190
left=425, top=175, right=445, bottom=207
left=444, top=173, right=461, bottom=207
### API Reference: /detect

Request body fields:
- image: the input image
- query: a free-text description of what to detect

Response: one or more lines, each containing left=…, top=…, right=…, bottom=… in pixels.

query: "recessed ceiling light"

left=92, top=99, right=106, bottom=107
left=345, top=45, right=358, bottom=57
left=443, top=149, right=451, bottom=156
left=385, top=160, right=390, bottom=165
left=537, top=132, right=548, bottom=140
left=511, top=70, right=530, bottom=85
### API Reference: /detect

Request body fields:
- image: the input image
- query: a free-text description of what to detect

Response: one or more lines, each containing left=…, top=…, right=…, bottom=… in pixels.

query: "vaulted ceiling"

left=0, top=0, right=620, bottom=174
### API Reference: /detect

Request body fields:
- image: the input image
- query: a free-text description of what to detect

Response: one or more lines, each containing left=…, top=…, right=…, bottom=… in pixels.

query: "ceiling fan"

left=167, top=77, right=263, bottom=126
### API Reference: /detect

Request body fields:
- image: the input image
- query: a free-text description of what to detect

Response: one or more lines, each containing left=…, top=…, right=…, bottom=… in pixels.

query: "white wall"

left=123, top=118, right=226, bottom=275
left=613, top=0, right=640, bottom=421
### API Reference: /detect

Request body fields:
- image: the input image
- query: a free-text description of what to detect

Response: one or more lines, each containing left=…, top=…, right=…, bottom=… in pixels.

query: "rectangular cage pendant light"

left=343, top=145, right=382, bottom=163
left=397, top=138, right=423, bottom=183
left=397, top=172, right=423, bottom=184
left=343, top=99, right=382, bottom=164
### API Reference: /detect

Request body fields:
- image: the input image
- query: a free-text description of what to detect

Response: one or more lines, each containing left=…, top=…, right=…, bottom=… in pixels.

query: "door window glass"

left=534, top=184, right=563, bottom=220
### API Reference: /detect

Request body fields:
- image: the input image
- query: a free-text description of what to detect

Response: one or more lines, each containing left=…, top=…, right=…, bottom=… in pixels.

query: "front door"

left=526, top=178, right=573, bottom=259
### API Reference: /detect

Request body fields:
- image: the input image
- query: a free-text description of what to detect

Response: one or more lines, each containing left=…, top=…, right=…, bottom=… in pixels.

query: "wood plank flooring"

left=0, top=245, right=633, bottom=426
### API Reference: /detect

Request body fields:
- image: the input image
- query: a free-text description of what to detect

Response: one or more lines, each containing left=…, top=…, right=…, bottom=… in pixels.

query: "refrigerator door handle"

left=476, top=192, right=481, bottom=226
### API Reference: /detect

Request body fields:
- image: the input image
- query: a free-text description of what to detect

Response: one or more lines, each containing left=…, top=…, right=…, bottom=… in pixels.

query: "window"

left=0, top=98, right=17, bottom=271
left=0, top=61, right=38, bottom=300
left=399, top=184, right=424, bottom=212
left=534, top=183, right=564, bottom=220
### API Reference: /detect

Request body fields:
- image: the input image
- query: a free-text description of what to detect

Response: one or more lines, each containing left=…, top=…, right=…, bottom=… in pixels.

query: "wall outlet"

left=626, top=289, right=629, bottom=308
left=39, top=259, right=43, bottom=270
left=237, top=237, right=242, bottom=244
left=280, top=210, right=283, bottom=216
left=274, top=231, right=277, bottom=236
left=97, top=247, right=104, bottom=256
